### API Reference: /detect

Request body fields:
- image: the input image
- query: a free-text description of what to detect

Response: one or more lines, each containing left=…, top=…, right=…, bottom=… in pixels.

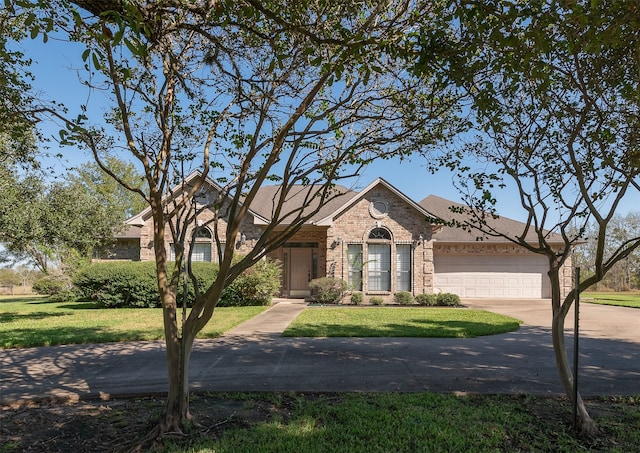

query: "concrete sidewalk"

left=1, top=299, right=639, bottom=404
left=224, top=298, right=307, bottom=338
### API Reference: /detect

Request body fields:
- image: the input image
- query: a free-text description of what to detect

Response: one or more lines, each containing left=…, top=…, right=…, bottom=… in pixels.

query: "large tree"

left=414, top=0, right=640, bottom=434
left=0, top=4, right=59, bottom=169
left=0, top=165, right=122, bottom=272
left=69, top=155, right=147, bottom=220
left=0, top=9, right=37, bottom=161
left=10, top=0, right=461, bottom=442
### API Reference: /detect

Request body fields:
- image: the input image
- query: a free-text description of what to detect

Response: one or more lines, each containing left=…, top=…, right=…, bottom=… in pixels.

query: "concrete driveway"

left=1, top=299, right=639, bottom=404
left=464, top=298, right=640, bottom=343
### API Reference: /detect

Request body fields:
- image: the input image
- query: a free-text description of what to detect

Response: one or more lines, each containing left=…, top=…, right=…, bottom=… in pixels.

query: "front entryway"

left=282, top=244, right=318, bottom=298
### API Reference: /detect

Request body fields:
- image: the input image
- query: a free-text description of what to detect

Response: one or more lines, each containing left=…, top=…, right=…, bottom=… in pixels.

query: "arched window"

left=195, top=227, right=212, bottom=239
left=369, top=227, right=391, bottom=240
left=169, top=227, right=224, bottom=263
left=191, top=227, right=212, bottom=262
left=367, top=228, right=391, bottom=291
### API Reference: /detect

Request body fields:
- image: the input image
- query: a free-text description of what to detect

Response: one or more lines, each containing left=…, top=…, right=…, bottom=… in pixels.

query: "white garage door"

left=434, top=255, right=550, bottom=299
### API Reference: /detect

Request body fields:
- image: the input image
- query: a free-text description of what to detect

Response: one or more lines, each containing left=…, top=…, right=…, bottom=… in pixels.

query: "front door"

left=284, top=245, right=318, bottom=298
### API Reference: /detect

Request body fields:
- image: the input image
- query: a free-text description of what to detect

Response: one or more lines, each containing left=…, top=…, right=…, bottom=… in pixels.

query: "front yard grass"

left=283, top=307, right=522, bottom=338
left=583, top=291, right=640, bottom=309
left=0, top=295, right=267, bottom=349
left=6, top=392, right=638, bottom=452
left=160, top=393, right=640, bottom=453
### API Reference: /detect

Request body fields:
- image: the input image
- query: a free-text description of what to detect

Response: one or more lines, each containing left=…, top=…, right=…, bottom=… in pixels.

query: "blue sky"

left=19, top=33, right=638, bottom=225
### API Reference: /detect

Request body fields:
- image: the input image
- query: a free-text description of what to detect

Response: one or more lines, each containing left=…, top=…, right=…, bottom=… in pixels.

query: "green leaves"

left=0, top=153, right=143, bottom=272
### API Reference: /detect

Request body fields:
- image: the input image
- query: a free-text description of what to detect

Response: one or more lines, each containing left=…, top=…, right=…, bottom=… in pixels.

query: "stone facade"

left=326, top=185, right=436, bottom=299
left=124, top=192, right=261, bottom=263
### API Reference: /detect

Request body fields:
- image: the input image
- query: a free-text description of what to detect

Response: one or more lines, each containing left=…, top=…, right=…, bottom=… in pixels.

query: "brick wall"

left=98, top=238, right=140, bottom=261
left=135, top=200, right=262, bottom=262
left=328, top=185, right=435, bottom=297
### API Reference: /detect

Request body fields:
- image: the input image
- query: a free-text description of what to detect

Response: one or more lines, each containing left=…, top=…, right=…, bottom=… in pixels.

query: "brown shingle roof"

left=419, top=195, right=563, bottom=243
left=120, top=170, right=563, bottom=244
left=115, top=225, right=142, bottom=239
left=250, top=184, right=358, bottom=224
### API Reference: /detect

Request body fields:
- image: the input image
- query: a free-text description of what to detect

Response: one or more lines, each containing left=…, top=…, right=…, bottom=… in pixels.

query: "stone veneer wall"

left=327, top=186, right=434, bottom=296
left=101, top=238, right=140, bottom=261
left=137, top=207, right=263, bottom=262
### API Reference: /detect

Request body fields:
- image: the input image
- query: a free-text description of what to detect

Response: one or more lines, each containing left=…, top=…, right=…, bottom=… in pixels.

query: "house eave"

left=125, top=213, right=145, bottom=227
left=313, top=218, right=334, bottom=227
left=253, top=216, right=270, bottom=225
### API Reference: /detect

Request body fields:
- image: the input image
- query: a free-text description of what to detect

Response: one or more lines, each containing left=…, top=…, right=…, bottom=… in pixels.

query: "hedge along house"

left=106, top=172, right=572, bottom=300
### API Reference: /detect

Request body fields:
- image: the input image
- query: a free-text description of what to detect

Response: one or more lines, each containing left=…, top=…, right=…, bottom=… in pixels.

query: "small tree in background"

left=0, top=167, right=124, bottom=273
left=69, top=156, right=147, bottom=220
left=572, top=212, right=640, bottom=291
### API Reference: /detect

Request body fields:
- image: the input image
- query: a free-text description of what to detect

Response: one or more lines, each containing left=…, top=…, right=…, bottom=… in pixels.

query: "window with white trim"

left=347, top=244, right=363, bottom=291
left=191, top=243, right=211, bottom=262
left=168, top=227, right=225, bottom=263
left=368, top=243, right=391, bottom=291
left=396, top=244, right=411, bottom=292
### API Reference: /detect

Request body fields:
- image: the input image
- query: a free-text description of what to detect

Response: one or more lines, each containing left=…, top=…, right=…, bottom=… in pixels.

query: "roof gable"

left=315, top=178, right=434, bottom=226
left=125, top=171, right=269, bottom=227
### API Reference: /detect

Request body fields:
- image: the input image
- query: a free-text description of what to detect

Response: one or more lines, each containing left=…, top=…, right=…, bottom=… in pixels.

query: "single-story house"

left=104, top=172, right=572, bottom=300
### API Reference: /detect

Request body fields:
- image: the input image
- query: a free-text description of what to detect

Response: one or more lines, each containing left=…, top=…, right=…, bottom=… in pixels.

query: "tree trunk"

left=160, top=303, right=196, bottom=434
left=148, top=195, right=199, bottom=439
left=134, top=297, right=199, bottom=451
left=550, top=295, right=598, bottom=435
left=546, top=264, right=597, bottom=436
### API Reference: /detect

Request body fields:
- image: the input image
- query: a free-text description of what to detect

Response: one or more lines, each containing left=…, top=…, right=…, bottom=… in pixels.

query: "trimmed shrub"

left=74, top=259, right=281, bottom=308
left=350, top=291, right=363, bottom=305
left=415, top=293, right=437, bottom=306
left=48, top=288, right=80, bottom=302
left=436, top=292, right=461, bottom=306
left=308, top=277, right=348, bottom=304
left=393, top=291, right=414, bottom=305
left=33, top=274, right=73, bottom=296
left=73, top=261, right=164, bottom=308
left=369, top=296, right=384, bottom=306
left=219, top=259, right=281, bottom=307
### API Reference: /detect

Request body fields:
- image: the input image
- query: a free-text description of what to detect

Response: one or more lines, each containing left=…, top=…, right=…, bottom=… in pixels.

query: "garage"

left=433, top=254, right=550, bottom=299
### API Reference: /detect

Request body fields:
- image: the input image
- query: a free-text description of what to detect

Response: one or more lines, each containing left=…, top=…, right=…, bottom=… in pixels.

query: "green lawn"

left=0, top=295, right=268, bottom=349
left=283, top=306, right=521, bottom=338
left=158, top=393, right=640, bottom=453
left=582, top=291, right=640, bottom=309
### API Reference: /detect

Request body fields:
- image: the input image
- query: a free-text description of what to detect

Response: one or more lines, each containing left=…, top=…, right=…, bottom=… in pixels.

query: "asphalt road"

left=1, top=299, right=639, bottom=404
